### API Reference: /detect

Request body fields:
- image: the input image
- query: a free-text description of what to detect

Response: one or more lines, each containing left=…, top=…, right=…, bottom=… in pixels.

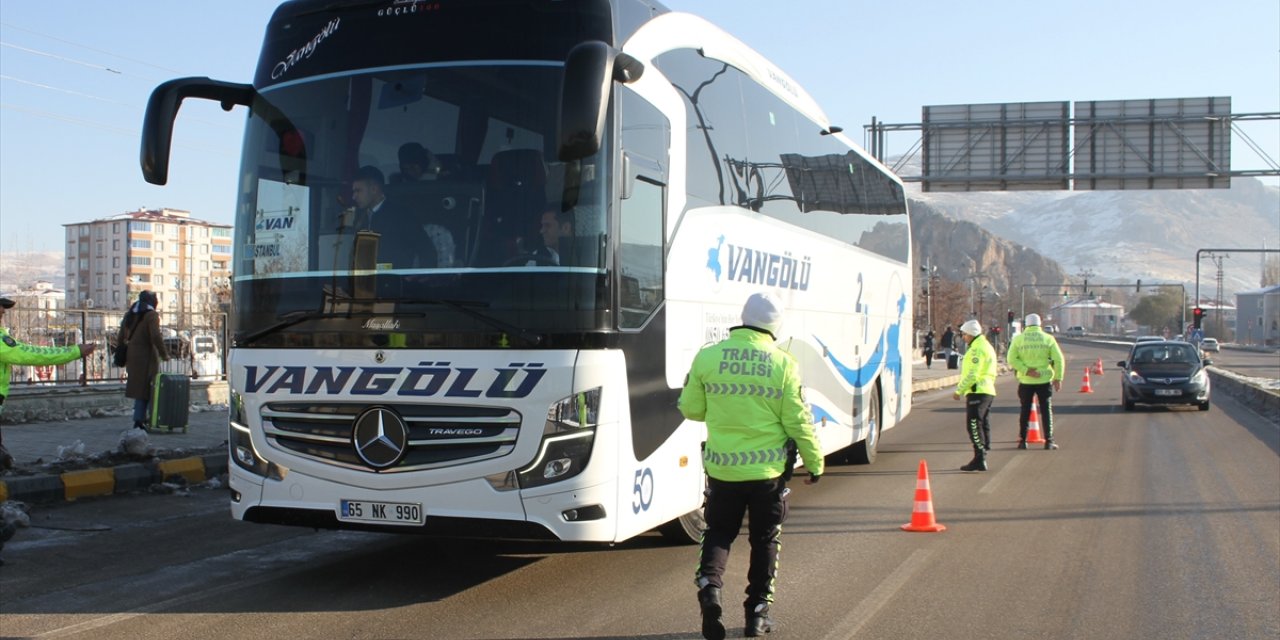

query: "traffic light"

left=1136, top=279, right=1142, bottom=292
left=1007, top=310, right=1014, bottom=323
left=1192, top=307, right=1204, bottom=328
left=1062, top=290, right=1068, bottom=300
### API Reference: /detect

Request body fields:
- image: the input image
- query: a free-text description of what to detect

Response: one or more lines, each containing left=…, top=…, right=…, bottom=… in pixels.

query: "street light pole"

left=920, top=259, right=937, bottom=332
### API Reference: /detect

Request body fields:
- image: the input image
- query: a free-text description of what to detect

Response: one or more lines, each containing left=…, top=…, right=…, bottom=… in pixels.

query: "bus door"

left=612, top=85, right=702, bottom=542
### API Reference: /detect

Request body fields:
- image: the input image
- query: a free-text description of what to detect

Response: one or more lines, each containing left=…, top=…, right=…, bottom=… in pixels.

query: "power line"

left=0, top=74, right=242, bottom=131
left=0, top=21, right=184, bottom=75
left=0, top=74, right=131, bottom=106
left=0, top=41, right=148, bottom=77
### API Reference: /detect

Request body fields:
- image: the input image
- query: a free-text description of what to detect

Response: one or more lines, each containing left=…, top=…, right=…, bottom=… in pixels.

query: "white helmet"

left=960, top=319, right=983, bottom=336
left=1024, top=313, right=1042, bottom=327
left=741, top=292, right=784, bottom=336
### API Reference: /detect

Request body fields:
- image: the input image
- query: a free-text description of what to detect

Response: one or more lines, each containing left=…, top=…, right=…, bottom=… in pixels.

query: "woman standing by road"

left=118, top=291, right=167, bottom=429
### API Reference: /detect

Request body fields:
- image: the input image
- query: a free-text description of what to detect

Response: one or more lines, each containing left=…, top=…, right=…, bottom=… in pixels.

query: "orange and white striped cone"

left=1079, top=368, right=1094, bottom=393
left=901, top=459, right=947, bottom=533
left=1093, top=357, right=1104, bottom=376
left=1025, top=402, right=1046, bottom=444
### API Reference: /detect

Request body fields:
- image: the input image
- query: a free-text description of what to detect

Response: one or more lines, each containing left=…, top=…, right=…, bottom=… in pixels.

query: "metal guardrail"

left=2, top=307, right=227, bottom=387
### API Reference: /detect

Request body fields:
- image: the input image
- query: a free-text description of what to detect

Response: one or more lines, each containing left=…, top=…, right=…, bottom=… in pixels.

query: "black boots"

left=745, top=603, right=775, bottom=637
left=960, top=448, right=988, bottom=472
left=698, top=586, right=725, bottom=640
left=1045, top=439, right=1058, bottom=450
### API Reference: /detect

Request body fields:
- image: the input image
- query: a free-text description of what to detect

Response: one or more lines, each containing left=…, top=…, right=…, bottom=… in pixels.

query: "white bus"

left=141, top=0, right=911, bottom=543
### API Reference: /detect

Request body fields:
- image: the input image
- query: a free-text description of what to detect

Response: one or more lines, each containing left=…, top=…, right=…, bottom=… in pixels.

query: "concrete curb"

left=0, top=452, right=228, bottom=504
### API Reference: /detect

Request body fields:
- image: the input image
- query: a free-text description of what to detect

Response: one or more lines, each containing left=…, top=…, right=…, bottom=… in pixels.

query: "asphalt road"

left=1, top=343, right=1277, bottom=640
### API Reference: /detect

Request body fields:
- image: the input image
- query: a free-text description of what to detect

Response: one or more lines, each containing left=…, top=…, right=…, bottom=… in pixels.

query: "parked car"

left=1064, top=326, right=1086, bottom=337
left=1199, top=337, right=1220, bottom=353
left=1117, top=340, right=1211, bottom=411
left=1134, top=335, right=1165, bottom=345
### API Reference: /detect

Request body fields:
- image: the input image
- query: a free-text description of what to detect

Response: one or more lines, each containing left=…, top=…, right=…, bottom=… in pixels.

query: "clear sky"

left=1, top=0, right=1276, bottom=256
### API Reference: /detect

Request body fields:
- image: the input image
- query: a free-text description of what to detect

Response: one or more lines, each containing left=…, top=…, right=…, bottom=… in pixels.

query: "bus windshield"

left=232, top=63, right=611, bottom=349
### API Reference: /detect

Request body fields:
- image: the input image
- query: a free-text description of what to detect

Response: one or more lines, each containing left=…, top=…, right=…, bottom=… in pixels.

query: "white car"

left=1064, top=326, right=1086, bottom=337
left=1200, top=337, right=1220, bottom=353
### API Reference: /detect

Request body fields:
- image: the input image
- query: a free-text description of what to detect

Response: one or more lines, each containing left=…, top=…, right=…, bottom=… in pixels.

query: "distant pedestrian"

left=117, top=291, right=167, bottom=430
left=679, top=292, right=824, bottom=639
left=1006, top=313, right=1065, bottom=450
left=0, top=296, right=96, bottom=472
left=952, top=319, right=996, bottom=471
left=922, top=330, right=936, bottom=368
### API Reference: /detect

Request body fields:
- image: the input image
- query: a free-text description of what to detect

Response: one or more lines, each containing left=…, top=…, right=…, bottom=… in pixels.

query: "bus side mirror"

left=141, top=77, right=254, bottom=185
left=557, top=41, right=644, bottom=162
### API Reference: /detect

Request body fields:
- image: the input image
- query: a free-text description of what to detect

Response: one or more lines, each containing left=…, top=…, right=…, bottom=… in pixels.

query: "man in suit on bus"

left=679, top=292, right=825, bottom=639
left=348, top=165, right=438, bottom=269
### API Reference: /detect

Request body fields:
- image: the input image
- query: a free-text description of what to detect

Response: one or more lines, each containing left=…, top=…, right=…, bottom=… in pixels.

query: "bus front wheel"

left=658, top=508, right=706, bottom=545
left=847, top=385, right=881, bottom=465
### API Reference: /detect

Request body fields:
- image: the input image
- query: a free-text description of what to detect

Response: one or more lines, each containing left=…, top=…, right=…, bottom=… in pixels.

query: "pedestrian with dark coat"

left=117, top=291, right=167, bottom=429
left=922, top=330, right=936, bottom=368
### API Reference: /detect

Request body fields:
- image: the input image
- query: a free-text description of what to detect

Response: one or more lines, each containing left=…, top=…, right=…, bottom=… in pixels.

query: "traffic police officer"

left=952, top=318, right=996, bottom=471
left=1006, top=313, right=1065, bottom=449
left=679, top=292, right=824, bottom=639
left=0, top=297, right=96, bottom=469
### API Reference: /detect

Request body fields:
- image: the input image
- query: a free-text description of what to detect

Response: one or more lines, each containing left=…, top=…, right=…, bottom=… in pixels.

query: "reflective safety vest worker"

left=679, top=327, right=824, bottom=482
left=1006, top=326, right=1066, bottom=385
left=0, top=327, right=84, bottom=400
left=955, top=334, right=997, bottom=396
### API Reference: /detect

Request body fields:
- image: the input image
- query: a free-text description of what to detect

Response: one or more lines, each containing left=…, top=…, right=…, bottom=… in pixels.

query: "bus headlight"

left=516, top=388, right=601, bottom=489
left=228, top=391, right=285, bottom=481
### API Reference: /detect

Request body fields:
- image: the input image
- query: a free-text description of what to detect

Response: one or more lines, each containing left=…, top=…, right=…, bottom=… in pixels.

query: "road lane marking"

left=978, top=454, right=1026, bottom=494
left=820, top=548, right=934, bottom=640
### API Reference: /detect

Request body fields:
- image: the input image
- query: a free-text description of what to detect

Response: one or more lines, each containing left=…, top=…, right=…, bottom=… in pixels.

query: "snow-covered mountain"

left=907, top=175, right=1279, bottom=299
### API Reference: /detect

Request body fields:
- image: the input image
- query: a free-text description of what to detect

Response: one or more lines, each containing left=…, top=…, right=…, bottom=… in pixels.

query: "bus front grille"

left=260, top=402, right=522, bottom=472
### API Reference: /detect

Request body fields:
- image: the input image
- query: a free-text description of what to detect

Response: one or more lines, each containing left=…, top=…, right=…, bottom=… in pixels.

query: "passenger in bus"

left=0, top=297, right=97, bottom=472
left=119, top=290, right=168, bottom=430
left=391, top=142, right=442, bottom=183
left=679, top=292, right=824, bottom=640
left=349, top=165, right=438, bottom=268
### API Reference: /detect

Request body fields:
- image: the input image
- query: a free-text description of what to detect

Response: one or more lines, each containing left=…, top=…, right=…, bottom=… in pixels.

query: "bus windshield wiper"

left=236, top=310, right=342, bottom=346
left=236, top=300, right=543, bottom=347
left=236, top=307, right=427, bottom=346
left=401, top=298, right=545, bottom=347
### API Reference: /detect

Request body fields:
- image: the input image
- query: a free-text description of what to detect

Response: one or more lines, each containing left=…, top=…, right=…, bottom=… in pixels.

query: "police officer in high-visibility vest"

left=952, top=318, right=996, bottom=471
left=679, top=292, right=824, bottom=640
left=1006, top=313, right=1065, bottom=450
left=0, top=297, right=96, bottom=472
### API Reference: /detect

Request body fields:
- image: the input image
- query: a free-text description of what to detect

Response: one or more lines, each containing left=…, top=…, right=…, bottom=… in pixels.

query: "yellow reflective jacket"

left=1006, top=326, right=1066, bottom=385
left=0, top=327, right=83, bottom=399
left=679, top=327, right=824, bottom=482
left=955, top=334, right=997, bottom=396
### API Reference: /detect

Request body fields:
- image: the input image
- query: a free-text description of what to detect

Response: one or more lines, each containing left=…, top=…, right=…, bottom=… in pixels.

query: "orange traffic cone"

left=1026, top=402, right=1046, bottom=444
left=901, top=459, right=947, bottom=533
left=1093, top=357, right=1105, bottom=376
left=1079, top=368, right=1094, bottom=393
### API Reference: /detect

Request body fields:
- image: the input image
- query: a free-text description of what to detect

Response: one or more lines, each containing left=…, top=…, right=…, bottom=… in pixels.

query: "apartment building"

left=63, top=208, right=233, bottom=314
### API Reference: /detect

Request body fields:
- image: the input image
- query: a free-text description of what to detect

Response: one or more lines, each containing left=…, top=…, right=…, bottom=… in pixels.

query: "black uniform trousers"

left=1017, top=383, right=1054, bottom=440
left=965, top=393, right=994, bottom=450
left=697, top=476, right=789, bottom=610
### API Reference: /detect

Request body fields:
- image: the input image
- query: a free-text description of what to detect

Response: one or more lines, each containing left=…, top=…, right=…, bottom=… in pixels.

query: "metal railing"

left=2, top=307, right=228, bottom=388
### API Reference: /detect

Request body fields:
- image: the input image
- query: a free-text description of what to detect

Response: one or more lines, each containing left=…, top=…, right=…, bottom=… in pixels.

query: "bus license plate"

left=1154, top=389, right=1181, bottom=396
left=339, top=499, right=424, bottom=525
